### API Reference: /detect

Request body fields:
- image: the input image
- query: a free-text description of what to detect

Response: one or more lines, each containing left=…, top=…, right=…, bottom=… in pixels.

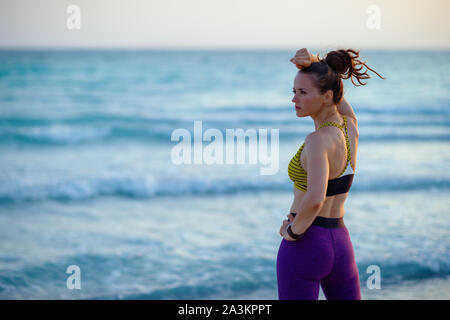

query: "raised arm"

left=290, top=49, right=359, bottom=123
left=337, top=96, right=357, bottom=122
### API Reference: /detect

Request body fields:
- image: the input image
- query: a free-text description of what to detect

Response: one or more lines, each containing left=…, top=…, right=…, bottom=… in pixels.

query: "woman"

left=276, top=48, right=384, bottom=300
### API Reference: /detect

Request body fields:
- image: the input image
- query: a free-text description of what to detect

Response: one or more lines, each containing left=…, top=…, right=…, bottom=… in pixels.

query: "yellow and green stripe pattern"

left=288, top=115, right=354, bottom=192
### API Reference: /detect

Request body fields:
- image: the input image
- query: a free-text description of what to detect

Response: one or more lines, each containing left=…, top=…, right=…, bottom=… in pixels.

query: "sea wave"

left=0, top=252, right=448, bottom=299
left=0, top=176, right=448, bottom=205
left=120, top=261, right=450, bottom=300
left=0, top=113, right=449, bottom=146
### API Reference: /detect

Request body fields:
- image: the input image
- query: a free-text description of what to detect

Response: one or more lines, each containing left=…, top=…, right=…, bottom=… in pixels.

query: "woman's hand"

left=279, top=215, right=296, bottom=241
left=289, top=48, right=320, bottom=69
left=286, top=212, right=296, bottom=222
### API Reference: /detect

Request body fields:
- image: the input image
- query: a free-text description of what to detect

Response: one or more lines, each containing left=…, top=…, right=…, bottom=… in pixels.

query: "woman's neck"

left=312, top=105, right=342, bottom=131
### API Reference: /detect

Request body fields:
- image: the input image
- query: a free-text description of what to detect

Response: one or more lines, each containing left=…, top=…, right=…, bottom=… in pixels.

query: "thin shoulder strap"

left=321, top=116, right=355, bottom=175
left=318, top=120, right=345, bottom=131
left=342, top=116, right=355, bottom=172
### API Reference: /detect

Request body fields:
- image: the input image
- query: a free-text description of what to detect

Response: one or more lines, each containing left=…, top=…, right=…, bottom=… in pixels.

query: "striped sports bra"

left=288, top=115, right=355, bottom=196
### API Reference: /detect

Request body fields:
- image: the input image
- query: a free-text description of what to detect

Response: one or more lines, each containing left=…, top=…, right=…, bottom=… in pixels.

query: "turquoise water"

left=0, top=50, right=449, bottom=299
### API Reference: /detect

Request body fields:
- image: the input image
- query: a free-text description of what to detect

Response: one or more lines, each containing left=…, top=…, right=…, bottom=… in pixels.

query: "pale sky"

left=0, top=0, right=449, bottom=49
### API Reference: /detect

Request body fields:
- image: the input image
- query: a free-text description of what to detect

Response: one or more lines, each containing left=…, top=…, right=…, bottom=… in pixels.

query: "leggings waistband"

left=290, top=213, right=345, bottom=228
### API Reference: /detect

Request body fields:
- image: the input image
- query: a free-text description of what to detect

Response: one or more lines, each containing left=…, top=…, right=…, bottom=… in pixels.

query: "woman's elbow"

left=306, top=193, right=325, bottom=209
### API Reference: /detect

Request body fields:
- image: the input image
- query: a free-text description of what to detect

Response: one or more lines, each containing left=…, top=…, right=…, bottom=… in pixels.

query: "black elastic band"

left=290, top=213, right=345, bottom=228
left=326, top=174, right=354, bottom=196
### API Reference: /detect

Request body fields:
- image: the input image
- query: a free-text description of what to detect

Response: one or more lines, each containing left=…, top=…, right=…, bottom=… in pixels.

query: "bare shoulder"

left=304, top=131, right=330, bottom=153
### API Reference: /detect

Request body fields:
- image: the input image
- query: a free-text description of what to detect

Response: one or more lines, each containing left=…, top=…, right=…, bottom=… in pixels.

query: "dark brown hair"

left=300, top=49, right=385, bottom=104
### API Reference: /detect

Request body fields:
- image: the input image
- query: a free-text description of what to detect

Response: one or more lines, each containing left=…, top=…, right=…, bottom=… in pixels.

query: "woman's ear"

left=324, top=90, right=334, bottom=105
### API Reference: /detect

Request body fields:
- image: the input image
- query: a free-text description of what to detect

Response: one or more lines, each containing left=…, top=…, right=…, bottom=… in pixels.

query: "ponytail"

left=300, top=48, right=385, bottom=104
left=324, top=49, right=385, bottom=86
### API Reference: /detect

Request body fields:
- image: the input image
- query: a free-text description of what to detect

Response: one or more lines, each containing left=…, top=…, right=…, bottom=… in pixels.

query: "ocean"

left=0, top=49, right=449, bottom=299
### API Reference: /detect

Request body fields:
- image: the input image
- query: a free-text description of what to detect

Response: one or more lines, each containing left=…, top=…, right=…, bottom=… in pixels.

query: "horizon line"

left=1, top=45, right=449, bottom=52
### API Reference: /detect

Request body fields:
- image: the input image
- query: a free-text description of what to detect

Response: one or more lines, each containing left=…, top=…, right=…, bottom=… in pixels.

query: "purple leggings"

left=277, top=216, right=361, bottom=300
